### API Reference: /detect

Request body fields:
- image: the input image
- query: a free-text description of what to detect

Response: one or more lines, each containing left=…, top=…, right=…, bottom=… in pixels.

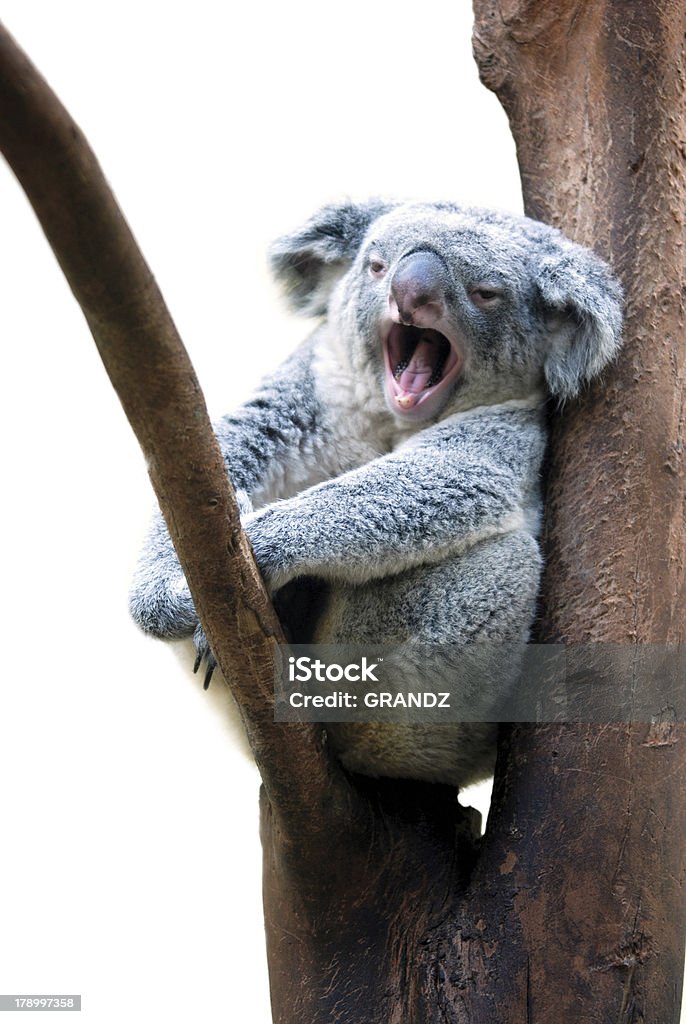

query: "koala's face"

left=336, top=204, right=565, bottom=421
left=270, top=200, right=623, bottom=421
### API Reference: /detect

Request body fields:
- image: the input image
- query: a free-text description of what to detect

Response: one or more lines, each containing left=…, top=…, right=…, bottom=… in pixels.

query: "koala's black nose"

left=390, top=251, right=448, bottom=325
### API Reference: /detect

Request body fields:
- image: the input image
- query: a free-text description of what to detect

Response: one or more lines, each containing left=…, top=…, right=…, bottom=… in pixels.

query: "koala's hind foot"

left=192, top=624, right=216, bottom=690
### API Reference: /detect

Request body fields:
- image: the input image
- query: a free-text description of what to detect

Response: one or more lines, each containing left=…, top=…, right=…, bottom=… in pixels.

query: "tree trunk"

left=0, top=4, right=684, bottom=1021
left=466, top=1, right=686, bottom=1019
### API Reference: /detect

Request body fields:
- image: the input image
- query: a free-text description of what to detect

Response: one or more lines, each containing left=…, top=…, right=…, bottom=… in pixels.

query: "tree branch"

left=0, top=20, right=350, bottom=840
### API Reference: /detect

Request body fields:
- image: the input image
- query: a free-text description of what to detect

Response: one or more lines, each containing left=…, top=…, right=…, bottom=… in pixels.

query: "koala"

left=130, top=199, right=622, bottom=789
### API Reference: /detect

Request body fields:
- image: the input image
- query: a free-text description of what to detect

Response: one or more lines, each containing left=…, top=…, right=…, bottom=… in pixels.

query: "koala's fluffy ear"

left=536, top=242, right=623, bottom=400
left=269, top=199, right=391, bottom=316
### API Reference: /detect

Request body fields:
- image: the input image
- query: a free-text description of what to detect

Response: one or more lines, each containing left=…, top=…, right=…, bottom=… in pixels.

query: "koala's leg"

left=319, top=530, right=541, bottom=788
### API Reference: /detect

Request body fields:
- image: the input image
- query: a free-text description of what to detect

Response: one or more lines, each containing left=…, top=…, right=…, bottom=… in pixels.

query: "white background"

left=1, top=3, right=650, bottom=1023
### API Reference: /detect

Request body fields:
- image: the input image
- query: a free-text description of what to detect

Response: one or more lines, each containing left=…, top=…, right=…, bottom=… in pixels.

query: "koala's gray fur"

left=130, top=199, right=622, bottom=789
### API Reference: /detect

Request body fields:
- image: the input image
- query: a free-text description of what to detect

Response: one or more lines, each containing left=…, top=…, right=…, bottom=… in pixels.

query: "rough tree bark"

left=469, top=3, right=686, bottom=1020
left=0, top=5, right=684, bottom=1023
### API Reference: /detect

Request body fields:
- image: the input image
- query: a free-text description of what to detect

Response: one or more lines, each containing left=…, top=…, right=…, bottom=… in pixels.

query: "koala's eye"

left=368, top=256, right=387, bottom=279
left=469, top=286, right=503, bottom=309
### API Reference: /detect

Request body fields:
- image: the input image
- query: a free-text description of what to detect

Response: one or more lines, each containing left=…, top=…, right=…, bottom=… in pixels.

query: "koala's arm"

left=130, top=339, right=333, bottom=637
left=212, top=339, right=330, bottom=504
left=245, top=405, right=546, bottom=593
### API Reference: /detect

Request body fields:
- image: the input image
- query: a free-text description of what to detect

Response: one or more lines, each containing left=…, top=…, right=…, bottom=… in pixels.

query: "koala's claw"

left=193, top=623, right=217, bottom=690
left=202, top=661, right=216, bottom=690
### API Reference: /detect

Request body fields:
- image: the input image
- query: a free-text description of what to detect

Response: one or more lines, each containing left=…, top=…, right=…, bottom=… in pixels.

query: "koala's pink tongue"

left=397, top=337, right=436, bottom=394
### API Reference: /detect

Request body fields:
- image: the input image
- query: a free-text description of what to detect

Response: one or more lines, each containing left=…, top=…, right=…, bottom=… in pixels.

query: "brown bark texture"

left=0, top=4, right=684, bottom=1022
left=470, top=1, right=686, bottom=1021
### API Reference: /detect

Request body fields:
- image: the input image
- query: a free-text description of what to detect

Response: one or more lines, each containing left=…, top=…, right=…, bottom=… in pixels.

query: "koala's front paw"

left=242, top=510, right=294, bottom=595
left=193, top=622, right=217, bottom=690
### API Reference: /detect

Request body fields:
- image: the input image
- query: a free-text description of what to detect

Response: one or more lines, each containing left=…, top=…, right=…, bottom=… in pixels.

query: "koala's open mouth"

left=382, top=323, right=463, bottom=418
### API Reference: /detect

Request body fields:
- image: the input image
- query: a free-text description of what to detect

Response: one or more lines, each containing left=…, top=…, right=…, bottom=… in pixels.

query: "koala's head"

left=270, top=199, right=623, bottom=422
